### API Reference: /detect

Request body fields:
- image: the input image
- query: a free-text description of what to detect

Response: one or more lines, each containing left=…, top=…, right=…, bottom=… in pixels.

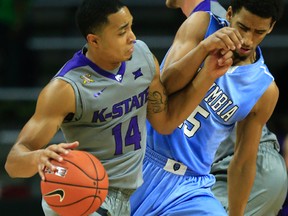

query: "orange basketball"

left=40, top=150, right=109, bottom=216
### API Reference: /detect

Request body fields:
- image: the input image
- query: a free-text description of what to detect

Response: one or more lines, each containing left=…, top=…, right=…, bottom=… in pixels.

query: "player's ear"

left=87, top=34, right=99, bottom=46
left=226, top=6, right=233, bottom=22
left=267, top=21, right=276, bottom=34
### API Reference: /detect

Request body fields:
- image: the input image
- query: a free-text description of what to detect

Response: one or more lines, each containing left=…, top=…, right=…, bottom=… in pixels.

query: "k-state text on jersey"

left=92, top=87, right=149, bottom=123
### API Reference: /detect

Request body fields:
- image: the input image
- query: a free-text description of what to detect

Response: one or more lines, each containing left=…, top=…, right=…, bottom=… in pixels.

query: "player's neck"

left=86, top=49, right=121, bottom=71
left=233, top=51, right=258, bottom=66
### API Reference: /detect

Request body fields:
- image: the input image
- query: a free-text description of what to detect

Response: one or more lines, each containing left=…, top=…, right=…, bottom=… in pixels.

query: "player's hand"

left=38, top=141, right=79, bottom=180
left=201, top=27, right=243, bottom=53
left=202, top=49, right=234, bottom=79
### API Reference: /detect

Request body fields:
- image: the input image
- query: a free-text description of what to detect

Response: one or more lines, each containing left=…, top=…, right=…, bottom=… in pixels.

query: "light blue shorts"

left=130, top=147, right=227, bottom=216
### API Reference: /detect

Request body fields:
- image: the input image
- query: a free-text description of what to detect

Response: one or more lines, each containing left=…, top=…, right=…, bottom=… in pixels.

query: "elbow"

left=153, top=117, right=181, bottom=135
left=5, top=161, right=17, bottom=178
left=4, top=158, right=30, bottom=179
left=148, top=114, right=179, bottom=135
left=5, top=152, right=18, bottom=178
left=163, top=86, right=174, bottom=96
left=5, top=162, right=34, bottom=178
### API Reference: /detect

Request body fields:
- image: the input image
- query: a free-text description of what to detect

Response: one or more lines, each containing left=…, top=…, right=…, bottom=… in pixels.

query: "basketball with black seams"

left=40, top=150, right=109, bottom=216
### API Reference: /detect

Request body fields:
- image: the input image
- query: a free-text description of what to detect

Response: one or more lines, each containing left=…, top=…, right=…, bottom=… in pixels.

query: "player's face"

left=97, top=7, right=136, bottom=63
left=227, top=7, right=275, bottom=64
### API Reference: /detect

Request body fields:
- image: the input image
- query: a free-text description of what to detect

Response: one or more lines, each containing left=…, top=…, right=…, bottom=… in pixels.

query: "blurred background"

left=0, top=0, right=287, bottom=215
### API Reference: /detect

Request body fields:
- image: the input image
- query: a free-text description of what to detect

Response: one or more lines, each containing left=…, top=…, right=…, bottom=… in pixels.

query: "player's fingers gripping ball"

left=40, top=150, right=109, bottom=216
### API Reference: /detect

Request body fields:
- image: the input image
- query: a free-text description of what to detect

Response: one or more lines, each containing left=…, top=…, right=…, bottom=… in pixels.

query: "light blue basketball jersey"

left=146, top=12, right=274, bottom=175
left=131, top=4, right=259, bottom=216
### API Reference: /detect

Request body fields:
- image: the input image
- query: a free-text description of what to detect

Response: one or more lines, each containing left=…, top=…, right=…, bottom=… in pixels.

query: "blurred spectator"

left=0, top=0, right=36, bottom=87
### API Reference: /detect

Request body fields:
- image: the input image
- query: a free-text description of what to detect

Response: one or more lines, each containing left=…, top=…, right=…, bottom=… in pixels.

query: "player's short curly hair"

left=231, top=0, right=284, bottom=22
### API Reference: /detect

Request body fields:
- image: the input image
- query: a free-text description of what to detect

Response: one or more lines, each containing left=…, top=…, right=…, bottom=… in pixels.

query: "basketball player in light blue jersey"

left=130, top=0, right=283, bottom=215
left=4, top=0, right=242, bottom=215
left=162, top=0, right=288, bottom=215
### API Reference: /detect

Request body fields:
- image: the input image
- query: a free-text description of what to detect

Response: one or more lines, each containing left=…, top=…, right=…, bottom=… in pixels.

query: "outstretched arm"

left=5, top=79, right=79, bottom=180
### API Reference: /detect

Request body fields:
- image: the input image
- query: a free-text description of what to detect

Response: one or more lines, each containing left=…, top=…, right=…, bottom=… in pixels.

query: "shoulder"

left=32, top=78, right=76, bottom=118
left=186, top=11, right=211, bottom=24
left=133, top=40, right=155, bottom=65
left=252, top=80, right=278, bottom=122
left=255, top=47, right=274, bottom=79
left=175, top=11, right=211, bottom=43
left=39, top=79, right=75, bottom=109
left=265, top=81, right=279, bottom=98
left=46, top=78, right=74, bottom=92
left=183, top=11, right=211, bottom=32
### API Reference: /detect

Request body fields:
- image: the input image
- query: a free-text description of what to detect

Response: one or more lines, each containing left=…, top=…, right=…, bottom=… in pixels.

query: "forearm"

left=5, top=143, right=41, bottom=178
left=161, top=41, right=209, bottom=95
left=151, top=67, right=215, bottom=134
left=228, top=158, right=256, bottom=216
left=168, top=66, right=215, bottom=120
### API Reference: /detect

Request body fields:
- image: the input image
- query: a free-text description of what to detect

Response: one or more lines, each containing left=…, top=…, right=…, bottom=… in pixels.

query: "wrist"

left=199, top=40, right=212, bottom=55
left=200, top=66, right=218, bottom=82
